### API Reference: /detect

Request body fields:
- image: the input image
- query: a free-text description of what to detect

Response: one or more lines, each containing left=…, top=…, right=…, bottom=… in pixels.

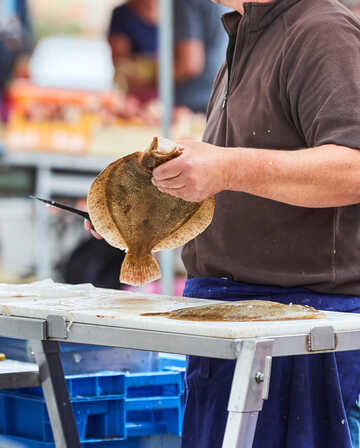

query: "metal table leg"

left=30, top=340, right=80, bottom=448
left=222, top=339, right=274, bottom=448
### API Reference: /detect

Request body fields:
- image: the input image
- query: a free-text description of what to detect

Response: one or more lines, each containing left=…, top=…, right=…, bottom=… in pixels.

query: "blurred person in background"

left=0, top=0, right=33, bottom=121
left=108, top=0, right=228, bottom=115
left=174, top=0, right=228, bottom=114
left=65, top=1, right=159, bottom=291
left=108, top=0, right=158, bottom=101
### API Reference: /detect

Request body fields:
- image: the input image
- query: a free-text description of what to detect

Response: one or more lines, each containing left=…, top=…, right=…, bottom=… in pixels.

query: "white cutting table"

left=1, top=280, right=360, bottom=448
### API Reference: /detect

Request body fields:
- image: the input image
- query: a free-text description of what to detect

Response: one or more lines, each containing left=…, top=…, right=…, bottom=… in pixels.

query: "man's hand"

left=152, top=139, right=228, bottom=202
left=154, top=142, right=360, bottom=208
left=84, top=219, right=103, bottom=240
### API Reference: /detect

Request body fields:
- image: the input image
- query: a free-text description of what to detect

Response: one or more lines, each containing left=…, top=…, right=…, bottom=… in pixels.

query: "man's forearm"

left=223, top=144, right=360, bottom=208
left=152, top=141, right=360, bottom=205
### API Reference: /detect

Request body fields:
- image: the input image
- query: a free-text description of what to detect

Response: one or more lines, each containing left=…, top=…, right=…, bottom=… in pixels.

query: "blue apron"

left=181, top=277, right=360, bottom=448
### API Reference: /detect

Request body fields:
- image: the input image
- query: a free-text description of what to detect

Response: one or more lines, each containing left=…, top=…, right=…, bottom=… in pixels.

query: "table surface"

left=1, top=280, right=360, bottom=340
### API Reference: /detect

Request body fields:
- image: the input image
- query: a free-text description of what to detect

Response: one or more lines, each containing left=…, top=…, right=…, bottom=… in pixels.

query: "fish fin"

left=87, top=165, right=128, bottom=250
left=153, top=197, right=215, bottom=251
left=140, top=311, right=170, bottom=317
left=120, top=252, right=161, bottom=286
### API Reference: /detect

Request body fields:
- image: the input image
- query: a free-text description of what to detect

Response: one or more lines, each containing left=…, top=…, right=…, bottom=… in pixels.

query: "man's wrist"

left=219, top=147, right=248, bottom=192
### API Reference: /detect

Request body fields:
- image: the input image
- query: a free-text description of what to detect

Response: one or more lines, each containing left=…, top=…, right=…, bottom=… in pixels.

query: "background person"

left=0, top=0, right=33, bottom=121
left=107, top=0, right=158, bottom=101
left=108, top=0, right=228, bottom=114
left=174, top=0, right=228, bottom=113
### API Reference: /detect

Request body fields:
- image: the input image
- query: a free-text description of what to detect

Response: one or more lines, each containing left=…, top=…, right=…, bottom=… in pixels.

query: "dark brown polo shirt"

left=182, top=0, right=360, bottom=295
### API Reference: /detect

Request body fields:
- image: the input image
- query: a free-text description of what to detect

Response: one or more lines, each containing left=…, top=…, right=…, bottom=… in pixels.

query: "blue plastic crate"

left=14, top=371, right=181, bottom=400
left=126, top=372, right=182, bottom=398
left=0, top=354, right=186, bottom=446
left=0, top=434, right=181, bottom=448
left=0, top=393, right=182, bottom=443
left=17, top=372, right=126, bottom=400
left=157, top=355, right=186, bottom=395
left=0, top=392, right=126, bottom=442
left=126, top=396, right=182, bottom=437
left=157, top=354, right=186, bottom=372
left=0, top=372, right=183, bottom=443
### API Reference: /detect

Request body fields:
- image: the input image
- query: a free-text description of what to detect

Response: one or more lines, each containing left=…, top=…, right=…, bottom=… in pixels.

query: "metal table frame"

left=0, top=314, right=360, bottom=448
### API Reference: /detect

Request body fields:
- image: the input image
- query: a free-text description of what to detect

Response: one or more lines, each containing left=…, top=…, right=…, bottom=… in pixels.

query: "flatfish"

left=87, top=137, right=215, bottom=286
left=141, top=300, right=326, bottom=321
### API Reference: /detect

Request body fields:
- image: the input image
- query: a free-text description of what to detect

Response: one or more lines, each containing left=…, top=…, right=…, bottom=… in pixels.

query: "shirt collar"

left=221, top=0, right=302, bottom=34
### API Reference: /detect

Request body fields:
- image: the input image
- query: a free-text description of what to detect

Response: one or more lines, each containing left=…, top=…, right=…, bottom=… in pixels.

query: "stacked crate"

left=0, top=357, right=186, bottom=447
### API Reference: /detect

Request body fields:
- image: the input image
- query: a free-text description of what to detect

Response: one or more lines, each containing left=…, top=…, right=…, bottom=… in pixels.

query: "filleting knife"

left=30, top=196, right=94, bottom=228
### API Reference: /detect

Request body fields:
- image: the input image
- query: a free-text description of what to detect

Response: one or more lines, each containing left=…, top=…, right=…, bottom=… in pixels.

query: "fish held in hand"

left=87, top=137, right=215, bottom=286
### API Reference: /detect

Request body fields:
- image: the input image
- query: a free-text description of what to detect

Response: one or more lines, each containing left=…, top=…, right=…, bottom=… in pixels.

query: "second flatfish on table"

left=141, top=300, right=326, bottom=322
left=87, top=136, right=215, bottom=286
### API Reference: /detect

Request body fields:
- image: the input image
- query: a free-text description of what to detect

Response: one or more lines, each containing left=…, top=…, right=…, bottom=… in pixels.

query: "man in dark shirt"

left=152, top=0, right=360, bottom=447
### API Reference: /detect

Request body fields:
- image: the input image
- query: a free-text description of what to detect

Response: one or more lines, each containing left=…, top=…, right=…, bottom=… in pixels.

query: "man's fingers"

left=153, top=166, right=183, bottom=182
left=84, top=219, right=103, bottom=240
left=152, top=175, right=185, bottom=190
left=91, top=229, right=103, bottom=240
left=156, top=183, right=186, bottom=191
left=152, top=154, right=186, bottom=181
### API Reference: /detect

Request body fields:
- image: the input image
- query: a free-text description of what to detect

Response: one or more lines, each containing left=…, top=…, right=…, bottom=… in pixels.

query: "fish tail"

left=120, top=252, right=161, bottom=286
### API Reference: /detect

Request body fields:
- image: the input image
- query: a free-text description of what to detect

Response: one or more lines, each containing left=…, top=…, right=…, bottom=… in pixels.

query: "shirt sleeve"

left=174, top=0, right=204, bottom=43
left=283, top=14, right=360, bottom=149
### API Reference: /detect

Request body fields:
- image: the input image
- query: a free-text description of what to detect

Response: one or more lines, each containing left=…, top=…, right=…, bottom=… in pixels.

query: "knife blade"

left=29, top=196, right=94, bottom=228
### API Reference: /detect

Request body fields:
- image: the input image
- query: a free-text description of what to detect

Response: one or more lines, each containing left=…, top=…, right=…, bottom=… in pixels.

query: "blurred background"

left=0, top=0, right=224, bottom=296
left=0, top=0, right=358, bottom=295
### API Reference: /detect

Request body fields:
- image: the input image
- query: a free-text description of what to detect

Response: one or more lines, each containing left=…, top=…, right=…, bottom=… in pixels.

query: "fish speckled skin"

left=141, top=300, right=326, bottom=322
left=87, top=137, right=215, bottom=286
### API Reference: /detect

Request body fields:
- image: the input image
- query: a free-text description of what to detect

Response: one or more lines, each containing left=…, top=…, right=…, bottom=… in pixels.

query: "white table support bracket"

left=47, top=315, right=68, bottom=339
left=307, top=325, right=336, bottom=352
left=222, top=339, right=274, bottom=448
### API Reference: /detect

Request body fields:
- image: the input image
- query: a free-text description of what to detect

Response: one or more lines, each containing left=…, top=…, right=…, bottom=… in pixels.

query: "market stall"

left=0, top=0, right=193, bottom=294
left=0, top=281, right=360, bottom=447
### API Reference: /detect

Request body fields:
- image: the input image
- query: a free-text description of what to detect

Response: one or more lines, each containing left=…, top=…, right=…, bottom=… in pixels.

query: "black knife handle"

left=30, top=196, right=95, bottom=229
